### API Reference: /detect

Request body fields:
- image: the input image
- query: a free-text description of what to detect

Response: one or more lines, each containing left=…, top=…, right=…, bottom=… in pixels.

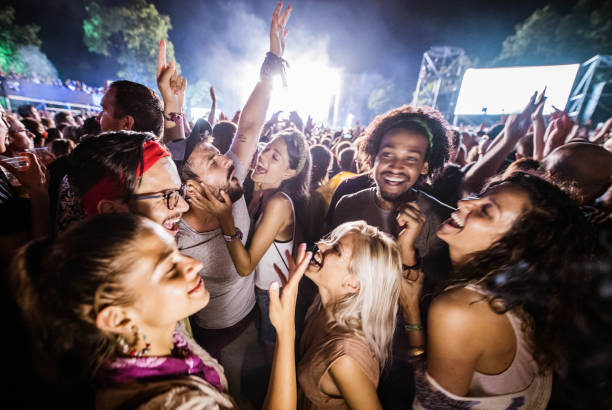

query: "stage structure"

left=565, top=55, right=612, bottom=124
left=412, top=46, right=466, bottom=120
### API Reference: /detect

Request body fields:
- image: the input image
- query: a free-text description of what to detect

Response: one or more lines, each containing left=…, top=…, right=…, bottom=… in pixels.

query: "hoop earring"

left=116, top=326, right=151, bottom=357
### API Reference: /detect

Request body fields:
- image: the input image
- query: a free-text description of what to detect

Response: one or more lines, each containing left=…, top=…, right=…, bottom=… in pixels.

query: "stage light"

left=190, top=106, right=209, bottom=120
left=269, top=58, right=342, bottom=125
left=454, top=64, right=580, bottom=116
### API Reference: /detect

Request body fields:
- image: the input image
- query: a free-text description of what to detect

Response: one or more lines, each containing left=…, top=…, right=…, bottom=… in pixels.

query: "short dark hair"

left=110, top=81, right=164, bottom=138
left=69, top=131, right=157, bottom=200
left=361, top=105, right=450, bottom=176
left=212, top=120, right=237, bottom=154
left=17, top=104, right=35, bottom=119
left=339, top=148, right=357, bottom=172
left=309, top=144, right=332, bottom=188
left=54, top=111, right=73, bottom=126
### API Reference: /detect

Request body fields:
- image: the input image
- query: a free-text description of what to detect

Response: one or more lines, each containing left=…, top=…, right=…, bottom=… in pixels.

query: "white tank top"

left=414, top=284, right=552, bottom=410
left=254, top=191, right=295, bottom=290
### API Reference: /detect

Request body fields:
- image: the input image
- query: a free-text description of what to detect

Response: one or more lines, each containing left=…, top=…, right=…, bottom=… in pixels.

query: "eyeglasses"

left=9, top=128, right=29, bottom=135
left=133, top=185, right=186, bottom=210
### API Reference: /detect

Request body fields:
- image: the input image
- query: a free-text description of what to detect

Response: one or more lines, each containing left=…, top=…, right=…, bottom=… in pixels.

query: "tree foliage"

left=83, top=0, right=179, bottom=86
left=0, top=6, right=43, bottom=74
left=493, top=1, right=612, bottom=66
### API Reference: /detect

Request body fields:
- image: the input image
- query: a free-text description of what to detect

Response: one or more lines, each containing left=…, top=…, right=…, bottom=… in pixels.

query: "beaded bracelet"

left=165, top=112, right=184, bottom=126
left=404, top=323, right=423, bottom=332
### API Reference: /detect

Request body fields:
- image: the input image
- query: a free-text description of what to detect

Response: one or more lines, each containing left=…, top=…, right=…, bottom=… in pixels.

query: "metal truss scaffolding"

left=412, top=46, right=465, bottom=119
left=566, top=55, right=612, bottom=123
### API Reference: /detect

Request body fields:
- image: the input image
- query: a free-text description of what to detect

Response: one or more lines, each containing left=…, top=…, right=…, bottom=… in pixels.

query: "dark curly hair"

left=452, top=172, right=595, bottom=372
left=360, top=105, right=451, bottom=177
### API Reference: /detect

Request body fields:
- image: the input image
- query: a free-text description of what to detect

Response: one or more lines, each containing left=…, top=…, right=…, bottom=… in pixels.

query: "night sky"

left=6, top=0, right=578, bottom=118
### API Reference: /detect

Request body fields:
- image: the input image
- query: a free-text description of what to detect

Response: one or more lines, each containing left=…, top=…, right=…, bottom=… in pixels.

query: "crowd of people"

left=1, top=3, right=611, bottom=409
left=0, top=68, right=105, bottom=95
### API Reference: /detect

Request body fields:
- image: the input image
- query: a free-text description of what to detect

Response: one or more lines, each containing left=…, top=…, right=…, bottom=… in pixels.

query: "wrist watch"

left=223, top=227, right=243, bottom=242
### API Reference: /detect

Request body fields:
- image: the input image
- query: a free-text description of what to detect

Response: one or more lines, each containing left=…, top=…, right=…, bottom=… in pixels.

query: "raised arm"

left=208, top=86, right=216, bottom=126
left=186, top=182, right=291, bottom=276
left=156, top=39, right=187, bottom=144
left=461, top=91, right=540, bottom=195
left=531, top=89, right=547, bottom=160
left=263, top=244, right=311, bottom=410
left=230, top=2, right=292, bottom=167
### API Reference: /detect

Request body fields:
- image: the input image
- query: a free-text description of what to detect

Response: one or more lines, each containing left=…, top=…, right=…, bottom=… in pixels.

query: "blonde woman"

left=298, top=221, right=402, bottom=410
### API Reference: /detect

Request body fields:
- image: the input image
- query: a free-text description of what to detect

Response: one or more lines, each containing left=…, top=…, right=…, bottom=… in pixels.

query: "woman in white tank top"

left=397, top=173, right=593, bottom=409
left=195, top=128, right=312, bottom=344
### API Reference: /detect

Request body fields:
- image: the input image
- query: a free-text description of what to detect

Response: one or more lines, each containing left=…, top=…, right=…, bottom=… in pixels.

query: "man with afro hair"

left=330, top=104, right=453, bottom=408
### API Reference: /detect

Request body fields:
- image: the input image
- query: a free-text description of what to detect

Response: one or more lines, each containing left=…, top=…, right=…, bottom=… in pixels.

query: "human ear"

left=282, top=168, right=298, bottom=180
left=96, top=306, right=134, bottom=335
left=120, top=115, right=135, bottom=131
left=420, top=161, right=429, bottom=176
left=97, top=199, right=130, bottom=215
left=343, top=276, right=361, bottom=294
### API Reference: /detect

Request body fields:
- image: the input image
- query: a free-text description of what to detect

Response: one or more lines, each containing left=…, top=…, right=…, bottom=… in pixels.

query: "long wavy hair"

left=312, top=221, right=403, bottom=366
left=450, top=172, right=594, bottom=372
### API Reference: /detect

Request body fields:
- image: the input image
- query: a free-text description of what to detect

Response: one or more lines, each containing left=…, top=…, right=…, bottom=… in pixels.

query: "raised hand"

left=269, top=243, right=311, bottom=336
left=231, top=110, right=241, bottom=124
left=209, top=86, right=216, bottom=103
left=0, top=151, right=46, bottom=192
left=156, top=39, right=187, bottom=113
left=270, top=2, right=292, bottom=58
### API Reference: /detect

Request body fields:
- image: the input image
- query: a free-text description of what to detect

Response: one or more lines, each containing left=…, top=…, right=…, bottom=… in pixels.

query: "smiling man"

left=69, top=131, right=189, bottom=236
left=332, top=105, right=451, bottom=244
left=330, top=104, right=452, bottom=408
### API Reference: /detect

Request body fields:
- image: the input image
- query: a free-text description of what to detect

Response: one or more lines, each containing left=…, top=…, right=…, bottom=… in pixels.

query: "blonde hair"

left=315, top=221, right=403, bottom=366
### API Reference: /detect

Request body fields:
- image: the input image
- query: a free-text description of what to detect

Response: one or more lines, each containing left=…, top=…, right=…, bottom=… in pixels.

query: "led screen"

left=454, top=64, right=580, bottom=116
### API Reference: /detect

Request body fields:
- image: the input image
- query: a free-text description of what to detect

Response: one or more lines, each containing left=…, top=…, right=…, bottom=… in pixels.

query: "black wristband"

left=402, top=249, right=422, bottom=271
left=260, top=52, right=289, bottom=86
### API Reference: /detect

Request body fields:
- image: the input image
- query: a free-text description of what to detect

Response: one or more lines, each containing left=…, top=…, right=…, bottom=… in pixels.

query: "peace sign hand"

left=270, top=2, right=292, bottom=58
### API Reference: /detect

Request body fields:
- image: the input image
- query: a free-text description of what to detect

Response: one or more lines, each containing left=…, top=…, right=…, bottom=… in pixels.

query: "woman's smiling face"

left=437, top=183, right=532, bottom=262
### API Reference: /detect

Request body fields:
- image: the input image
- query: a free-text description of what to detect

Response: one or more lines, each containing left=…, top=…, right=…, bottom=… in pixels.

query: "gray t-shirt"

left=332, top=187, right=451, bottom=290
left=176, top=150, right=255, bottom=329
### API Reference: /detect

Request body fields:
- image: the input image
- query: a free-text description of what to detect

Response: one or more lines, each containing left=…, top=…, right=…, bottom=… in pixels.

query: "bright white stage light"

left=454, top=64, right=580, bottom=116
left=269, top=59, right=342, bottom=125
left=190, top=106, right=210, bottom=120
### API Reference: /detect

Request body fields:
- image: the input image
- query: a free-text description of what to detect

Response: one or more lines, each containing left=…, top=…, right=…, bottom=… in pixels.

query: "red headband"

left=80, top=141, right=171, bottom=217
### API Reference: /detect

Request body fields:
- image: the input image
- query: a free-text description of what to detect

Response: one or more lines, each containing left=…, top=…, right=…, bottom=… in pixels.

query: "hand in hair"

left=270, top=2, right=291, bottom=58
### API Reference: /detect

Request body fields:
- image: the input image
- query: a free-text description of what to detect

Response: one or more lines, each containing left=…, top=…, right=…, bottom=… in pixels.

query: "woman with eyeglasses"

left=294, top=221, right=402, bottom=410
left=10, top=212, right=311, bottom=409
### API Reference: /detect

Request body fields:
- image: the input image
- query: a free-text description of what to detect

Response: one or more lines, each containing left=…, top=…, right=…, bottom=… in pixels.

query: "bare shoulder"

left=265, top=191, right=293, bottom=213
left=429, top=287, right=497, bottom=335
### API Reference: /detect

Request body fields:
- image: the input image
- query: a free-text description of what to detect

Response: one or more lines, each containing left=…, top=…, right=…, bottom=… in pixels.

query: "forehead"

left=100, top=88, right=116, bottom=108
left=136, top=157, right=181, bottom=194
left=8, top=117, right=24, bottom=130
left=484, top=184, right=532, bottom=215
left=378, top=129, right=429, bottom=155
left=187, top=143, right=219, bottom=168
left=267, top=137, right=288, bottom=152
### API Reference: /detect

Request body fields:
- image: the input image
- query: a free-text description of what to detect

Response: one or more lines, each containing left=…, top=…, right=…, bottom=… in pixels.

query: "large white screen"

left=454, top=64, right=580, bottom=116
